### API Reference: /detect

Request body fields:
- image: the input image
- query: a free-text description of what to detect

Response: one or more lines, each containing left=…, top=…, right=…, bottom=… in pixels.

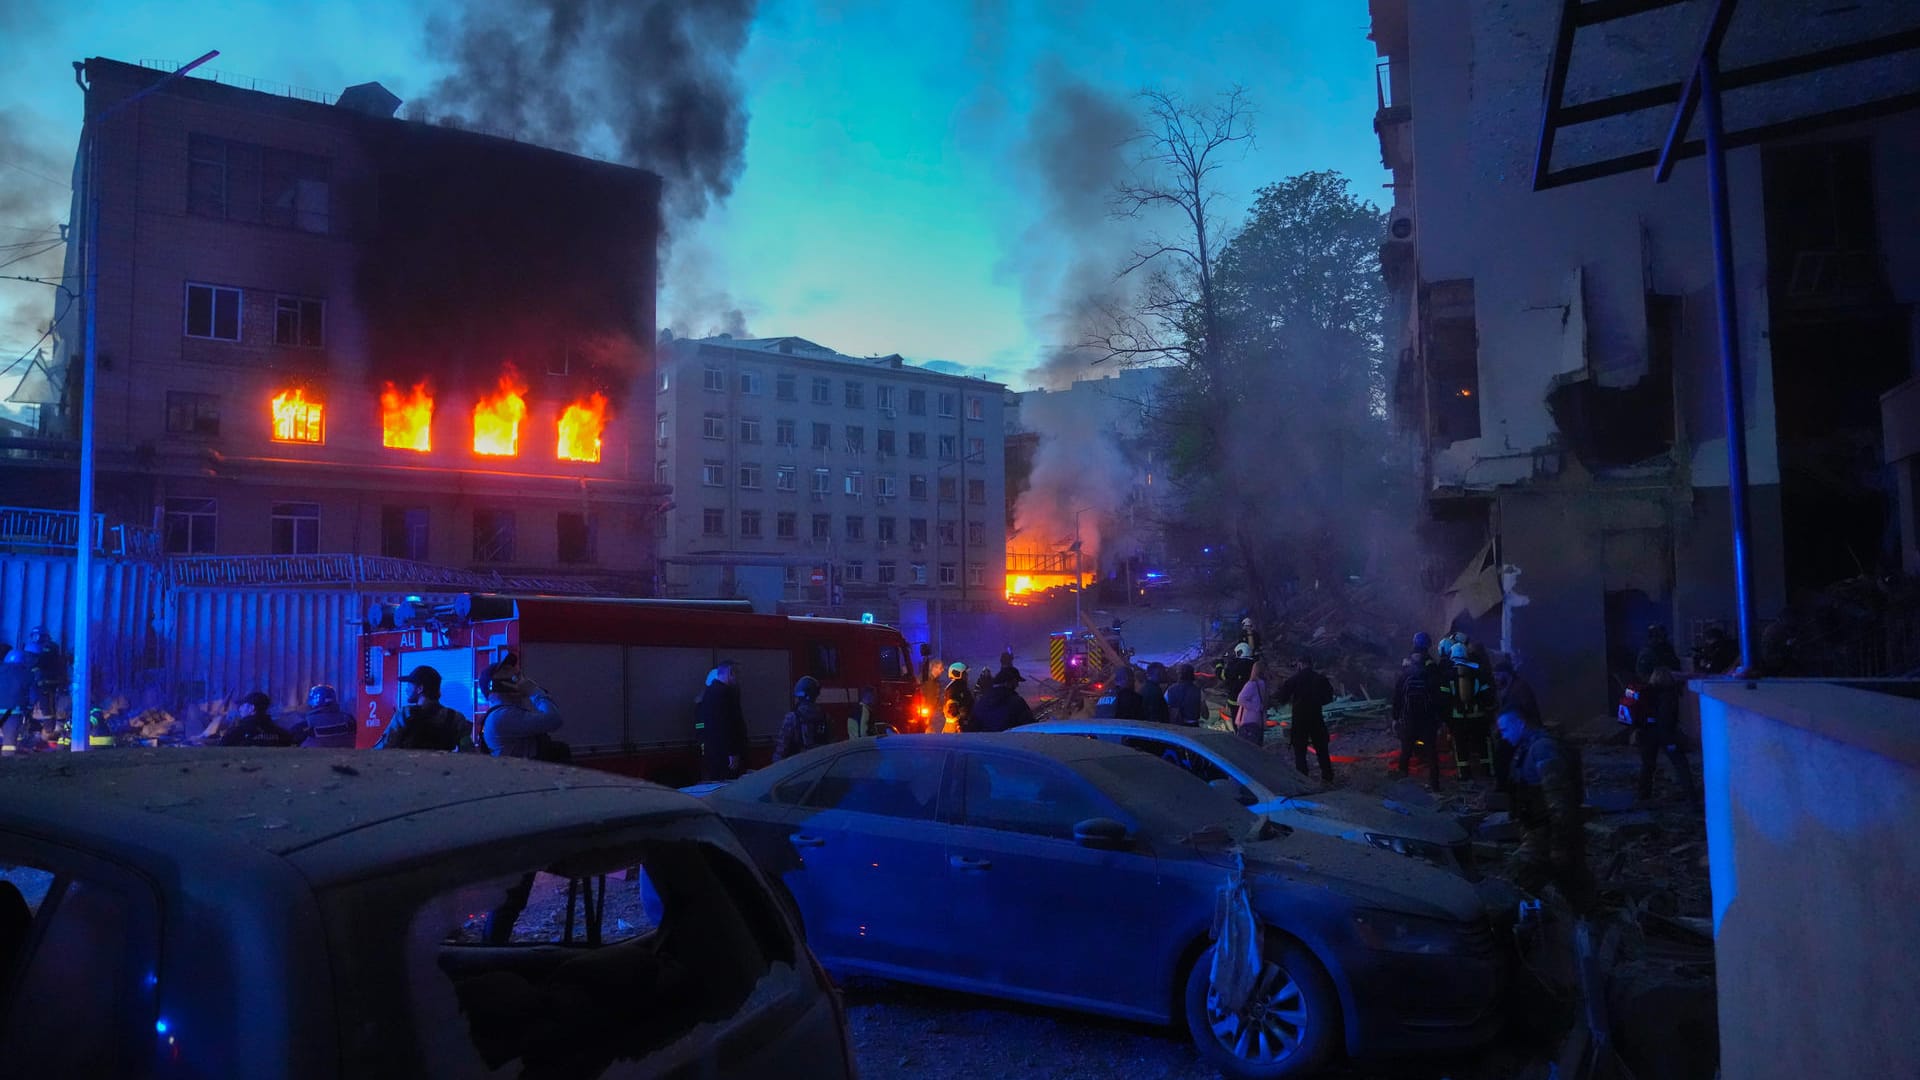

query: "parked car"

left=1025, top=719, right=1477, bottom=876
left=0, top=749, right=854, bottom=1079
left=701, top=733, right=1505, bottom=1079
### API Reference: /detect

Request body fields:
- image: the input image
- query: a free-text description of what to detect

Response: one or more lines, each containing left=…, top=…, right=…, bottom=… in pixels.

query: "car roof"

left=0, top=749, right=702, bottom=867
left=1026, top=719, right=1212, bottom=738
left=866, top=731, right=1145, bottom=765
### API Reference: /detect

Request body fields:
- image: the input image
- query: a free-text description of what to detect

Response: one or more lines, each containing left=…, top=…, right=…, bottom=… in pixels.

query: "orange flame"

left=270, top=388, right=324, bottom=443
left=1007, top=574, right=1036, bottom=598
left=472, top=367, right=528, bottom=456
left=380, top=381, right=433, bottom=452
left=557, top=392, right=609, bottom=463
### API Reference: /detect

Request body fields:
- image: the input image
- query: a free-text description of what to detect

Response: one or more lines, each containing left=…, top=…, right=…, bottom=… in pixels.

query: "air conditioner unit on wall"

left=1386, top=207, right=1414, bottom=243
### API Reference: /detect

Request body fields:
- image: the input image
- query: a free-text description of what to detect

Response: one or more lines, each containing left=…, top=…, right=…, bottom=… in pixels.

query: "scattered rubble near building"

left=1370, top=0, right=1920, bottom=717
left=14, top=57, right=664, bottom=588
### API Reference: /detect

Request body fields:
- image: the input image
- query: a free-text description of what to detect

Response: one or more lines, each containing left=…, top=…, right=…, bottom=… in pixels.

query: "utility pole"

left=69, top=51, right=218, bottom=751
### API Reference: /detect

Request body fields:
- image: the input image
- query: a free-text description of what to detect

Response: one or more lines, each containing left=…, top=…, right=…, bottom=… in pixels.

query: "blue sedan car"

left=703, top=734, right=1505, bottom=1079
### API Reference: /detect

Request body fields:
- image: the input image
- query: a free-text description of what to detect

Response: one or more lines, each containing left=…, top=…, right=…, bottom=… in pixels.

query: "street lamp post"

left=68, top=51, right=218, bottom=752
left=1070, top=506, right=1093, bottom=632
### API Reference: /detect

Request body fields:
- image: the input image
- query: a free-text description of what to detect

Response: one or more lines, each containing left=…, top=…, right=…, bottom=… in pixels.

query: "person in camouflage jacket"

left=1497, top=709, right=1596, bottom=914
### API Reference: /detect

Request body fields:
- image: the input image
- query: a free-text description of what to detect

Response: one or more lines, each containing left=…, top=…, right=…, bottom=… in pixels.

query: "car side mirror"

left=1073, top=817, right=1130, bottom=850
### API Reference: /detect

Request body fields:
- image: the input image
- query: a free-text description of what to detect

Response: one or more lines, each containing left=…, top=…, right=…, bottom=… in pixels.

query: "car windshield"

left=1189, top=730, right=1325, bottom=798
left=1076, top=753, right=1269, bottom=843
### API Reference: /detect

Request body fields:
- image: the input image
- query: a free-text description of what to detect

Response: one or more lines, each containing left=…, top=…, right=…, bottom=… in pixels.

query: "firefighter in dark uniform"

left=1498, top=709, right=1596, bottom=914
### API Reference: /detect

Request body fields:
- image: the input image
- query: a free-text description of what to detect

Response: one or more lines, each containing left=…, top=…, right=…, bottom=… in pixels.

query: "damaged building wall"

left=1405, top=0, right=1781, bottom=493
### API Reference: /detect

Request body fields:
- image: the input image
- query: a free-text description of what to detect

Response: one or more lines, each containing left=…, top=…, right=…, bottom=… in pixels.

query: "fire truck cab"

left=357, top=594, right=922, bottom=785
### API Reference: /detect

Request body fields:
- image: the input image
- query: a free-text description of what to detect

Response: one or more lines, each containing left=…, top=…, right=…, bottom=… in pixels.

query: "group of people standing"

left=201, top=651, right=566, bottom=760
left=922, top=648, right=1037, bottom=737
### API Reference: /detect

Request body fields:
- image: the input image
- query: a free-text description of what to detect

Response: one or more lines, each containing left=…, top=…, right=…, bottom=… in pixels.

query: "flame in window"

left=380, top=381, right=433, bottom=452
left=473, top=366, right=528, bottom=457
left=270, top=389, right=324, bottom=444
left=557, top=392, right=609, bottom=463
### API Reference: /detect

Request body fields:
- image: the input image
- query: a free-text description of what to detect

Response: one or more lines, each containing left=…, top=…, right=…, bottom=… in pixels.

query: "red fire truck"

left=356, top=594, right=924, bottom=785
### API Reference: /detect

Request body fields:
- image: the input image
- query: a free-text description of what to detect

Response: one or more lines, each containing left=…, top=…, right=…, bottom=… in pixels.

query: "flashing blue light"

left=405, top=594, right=423, bottom=603
left=155, top=1019, right=169, bottom=1035
left=1202, top=547, right=1212, bottom=555
left=861, top=612, right=875, bottom=624
left=1143, top=571, right=1165, bottom=580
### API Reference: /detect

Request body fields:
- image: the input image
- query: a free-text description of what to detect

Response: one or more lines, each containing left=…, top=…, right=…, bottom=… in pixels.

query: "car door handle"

left=949, top=855, right=992, bottom=870
left=789, top=834, right=826, bottom=848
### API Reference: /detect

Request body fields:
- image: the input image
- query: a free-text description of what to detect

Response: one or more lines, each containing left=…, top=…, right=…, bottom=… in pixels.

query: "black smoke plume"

left=415, top=0, right=755, bottom=224
left=0, top=109, right=71, bottom=356
left=1010, top=73, right=1136, bottom=390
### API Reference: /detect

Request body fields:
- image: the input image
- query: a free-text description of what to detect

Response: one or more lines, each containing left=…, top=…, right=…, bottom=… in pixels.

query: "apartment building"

left=656, top=335, right=1007, bottom=610
left=1370, top=0, right=1920, bottom=713
left=13, top=57, right=663, bottom=588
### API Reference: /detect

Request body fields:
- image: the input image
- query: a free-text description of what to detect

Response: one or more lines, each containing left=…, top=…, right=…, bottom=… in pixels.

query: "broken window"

left=776, top=373, right=797, bottom=401
left=1546, top=292, right=1677, bottom=469
left=1424, top=279, right=1480, bottom=444
left=557, top=511, right=595, bottom=564
left=273, top=296, right=325, bottom=348
left=472, top=509, right=516, bottom=563
left=390, top=838, right=800, bottom=1078
left=1764, top=139, right=1882, bottom=304
left=382, top=506, right=430, bottom=561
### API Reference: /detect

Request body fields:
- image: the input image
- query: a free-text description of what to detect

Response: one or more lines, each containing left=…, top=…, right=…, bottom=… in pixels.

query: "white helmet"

left=1233, top=642, right=1252, bottom=659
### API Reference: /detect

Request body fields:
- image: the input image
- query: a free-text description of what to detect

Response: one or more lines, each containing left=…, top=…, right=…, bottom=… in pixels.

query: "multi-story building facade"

left=1370, top=1, right=1920, bottom=714
left=14, top=57, right=663, bottom=589
left=655, top=335, right=1007, bottom=611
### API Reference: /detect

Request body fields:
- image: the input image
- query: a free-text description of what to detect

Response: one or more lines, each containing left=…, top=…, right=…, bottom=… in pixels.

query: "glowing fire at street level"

left=380, top=381, right=433, bottom=452
left=473, top=368, right=528, bottom=456
left=270, top=389, right=324, bottom=444
left=557, top=392, right=608, bottom=463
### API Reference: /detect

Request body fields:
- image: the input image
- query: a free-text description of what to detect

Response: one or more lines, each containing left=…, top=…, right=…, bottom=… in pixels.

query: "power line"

left=0, top=241, right=63, bottom=272
left=0, top=159, right=70, bottom=190
left=1, top=289, right=74, bottom=385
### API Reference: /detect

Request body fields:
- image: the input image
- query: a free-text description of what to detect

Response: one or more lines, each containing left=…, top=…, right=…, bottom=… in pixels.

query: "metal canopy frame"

left=1531, top=0, right=1920, bottom=672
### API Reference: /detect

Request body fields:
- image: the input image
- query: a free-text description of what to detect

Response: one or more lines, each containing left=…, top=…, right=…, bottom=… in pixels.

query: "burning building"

left=27, top=57, right=663, bottom=584
left=1004, top=368, right=1172, bottom=601
left=654, top=335, right=1008, bottom=612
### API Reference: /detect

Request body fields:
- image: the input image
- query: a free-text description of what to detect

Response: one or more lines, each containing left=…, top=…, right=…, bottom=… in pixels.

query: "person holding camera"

left=478, top=653, right=565, bottom=760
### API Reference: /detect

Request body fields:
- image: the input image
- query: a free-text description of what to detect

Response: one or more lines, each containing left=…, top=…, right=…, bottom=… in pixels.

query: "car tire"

left=1183, top=936, right=1341, bottom=1080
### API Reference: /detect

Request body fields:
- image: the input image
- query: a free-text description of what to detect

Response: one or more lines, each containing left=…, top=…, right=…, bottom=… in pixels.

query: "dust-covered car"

left=0, top=749, right=854, bottom=1079
left=1027, top=720, right=1477, bottom=875
left=701, top=734, right=1504, bottom=1079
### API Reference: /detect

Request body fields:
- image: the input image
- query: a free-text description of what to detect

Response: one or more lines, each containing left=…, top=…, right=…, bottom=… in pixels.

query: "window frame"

left=270, top=500, right=321, bottom=555
left=164, top=390, right=221, bottom=437
left=183, top=282, right=243, bottom=342
left=162, top=496, right=217, bottom=554
left=273, top=294, right=325, bottom=349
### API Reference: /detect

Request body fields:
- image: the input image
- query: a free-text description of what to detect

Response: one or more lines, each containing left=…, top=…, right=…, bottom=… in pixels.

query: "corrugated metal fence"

left=0, top=554, right=416, bottom=719
left=0, top=555, right=164, bottom=700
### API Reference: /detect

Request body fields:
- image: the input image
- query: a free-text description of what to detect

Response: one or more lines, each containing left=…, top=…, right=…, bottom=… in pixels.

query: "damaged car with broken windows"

left=700, top=733, right=1506, bottom=1080
left=0, top=750, right=855, bottom=1079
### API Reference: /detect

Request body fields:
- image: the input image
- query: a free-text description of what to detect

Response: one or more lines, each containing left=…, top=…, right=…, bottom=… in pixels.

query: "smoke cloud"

left=0, top=109, right=70, bottom=385
left=1009, top=73, right=1138, bottom=391
left=661, top=241, right=756, bottom=340
left=1010, top=384, right=1144, bottom=571
left=416, top=0, right=756, bottom=225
